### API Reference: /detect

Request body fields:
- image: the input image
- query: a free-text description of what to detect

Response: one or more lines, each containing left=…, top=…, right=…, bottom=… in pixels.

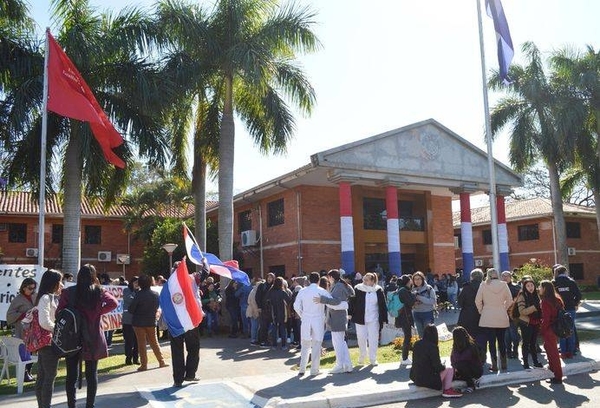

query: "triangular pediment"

left=310, top=119, right=521, bottom=190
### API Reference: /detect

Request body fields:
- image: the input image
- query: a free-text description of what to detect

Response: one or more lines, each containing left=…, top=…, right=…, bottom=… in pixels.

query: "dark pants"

left=65, top=354, right=99, bottom=408
left=170, top=326, right=201, bottom=384
left=519, top=323, right=540, bottom=365
left=453, top=360, right=483, bottom=388
left=258, top=310, right=272, bottom=344
left=483, top=327, right=507, bottom=360
left=399, top=319, right=412, bottom=361
left=227, top=306, right=240, bottom=335
left=35, top=346, right=60, bottom=408
left=122, top=324, right=138, bottom=363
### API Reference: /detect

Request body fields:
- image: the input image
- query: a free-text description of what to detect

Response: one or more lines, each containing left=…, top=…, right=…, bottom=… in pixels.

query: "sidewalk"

left=2, top=300, right=599, bottom=408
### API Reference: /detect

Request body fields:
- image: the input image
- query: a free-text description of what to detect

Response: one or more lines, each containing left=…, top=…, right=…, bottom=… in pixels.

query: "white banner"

left=0, top=264, right=45, bottom=321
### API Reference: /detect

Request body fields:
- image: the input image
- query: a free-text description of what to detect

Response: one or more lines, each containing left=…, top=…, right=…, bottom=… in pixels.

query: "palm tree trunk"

left=192, top=155, right=207, bottom=252
left=547, top=161, right=568, bottom=265
left=62, top=126, right=83, bottom=275
left=218, top=74, right=235, bottom=262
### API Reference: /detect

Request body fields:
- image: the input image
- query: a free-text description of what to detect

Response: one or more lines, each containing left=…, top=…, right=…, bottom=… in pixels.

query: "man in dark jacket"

left=552, top=264, right=582, bottom=358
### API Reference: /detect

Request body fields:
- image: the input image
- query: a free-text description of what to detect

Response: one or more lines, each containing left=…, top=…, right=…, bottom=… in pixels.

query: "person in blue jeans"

left=552, top=264, right=581, bottom=358
left=411, top=271, right=437, bottom=338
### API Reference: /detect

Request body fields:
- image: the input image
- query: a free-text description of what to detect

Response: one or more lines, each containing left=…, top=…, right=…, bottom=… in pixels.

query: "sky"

left=29, top=0, right=600, bottom=200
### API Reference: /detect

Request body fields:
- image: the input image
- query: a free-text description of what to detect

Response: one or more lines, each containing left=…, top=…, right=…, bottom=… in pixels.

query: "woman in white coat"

left=475, top=268, right=512, bottom=372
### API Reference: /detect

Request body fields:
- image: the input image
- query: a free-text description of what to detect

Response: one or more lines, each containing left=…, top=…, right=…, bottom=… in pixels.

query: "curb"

left=263, top=359, right=600, bottom=408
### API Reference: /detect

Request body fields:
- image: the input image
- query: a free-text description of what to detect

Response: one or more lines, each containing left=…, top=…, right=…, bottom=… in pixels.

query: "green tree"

left=0, top=0, right=173, bottom=274
left=552, top=45, right=600, bottom=242
left=155, top=0, right=320, bottom=263
left=489, top=42, right=577, bottom=266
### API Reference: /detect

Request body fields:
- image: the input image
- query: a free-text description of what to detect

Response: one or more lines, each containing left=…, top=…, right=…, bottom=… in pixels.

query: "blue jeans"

left=413, top=310, right=434, bottom=338
left=240, top=305, right=250, bottom=335
left=504, top=321, right=521, bottom=355
left=250, top=317, right=259, bottom=342
left=205, top=310, right=219, bottom=334
left=559, top=309, right=577, bottom=355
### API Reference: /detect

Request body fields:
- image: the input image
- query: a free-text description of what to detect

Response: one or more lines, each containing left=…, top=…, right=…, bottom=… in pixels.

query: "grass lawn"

left=583, top=291, right=600, bottom=301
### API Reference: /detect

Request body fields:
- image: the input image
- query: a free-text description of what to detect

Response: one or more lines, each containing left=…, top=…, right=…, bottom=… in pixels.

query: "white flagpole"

left=38, top=29, right=50, bottom=269
left=476, top=0, right=500, bottom=271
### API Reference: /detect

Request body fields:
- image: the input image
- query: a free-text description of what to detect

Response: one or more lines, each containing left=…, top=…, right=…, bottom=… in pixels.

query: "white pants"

left=355, top=320, right=380, bottom=363
left=299, top=317, right=325, bottom=374
left=331, top=331, right=352, bottom=369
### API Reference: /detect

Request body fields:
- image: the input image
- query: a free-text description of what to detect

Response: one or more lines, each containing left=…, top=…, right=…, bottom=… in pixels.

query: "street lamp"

left=162, top=243, right=178, bottom=272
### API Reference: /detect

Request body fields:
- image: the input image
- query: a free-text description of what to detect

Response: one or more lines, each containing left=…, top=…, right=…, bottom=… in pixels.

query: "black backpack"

left=52, top=287, right=85, bottom=357
left=552, top=307, right=574, bottom=339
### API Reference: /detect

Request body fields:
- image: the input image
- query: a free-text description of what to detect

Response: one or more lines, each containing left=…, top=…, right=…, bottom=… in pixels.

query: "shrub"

left=513, top=262, right=553, bottom=284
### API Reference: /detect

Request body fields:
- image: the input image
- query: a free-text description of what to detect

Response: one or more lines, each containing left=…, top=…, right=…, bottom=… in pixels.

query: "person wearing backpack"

left=31, top=269, right=63, bottom=408
left=58, top=264, right=118, bottom=408
left=539, top=280, right=564, bottom=384
left=552, top=264, right=581, bottom=359
left=351, top=272, right=387, bottom=365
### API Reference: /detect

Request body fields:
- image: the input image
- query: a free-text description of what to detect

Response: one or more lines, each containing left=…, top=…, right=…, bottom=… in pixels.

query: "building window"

left=52, top=224, right=63, bottom=244
left=84, top=225, right=102, bottom=245
left=398, top=201, right=413, bottom=217
left=269, top=265, right=286, bottom=278
left=267, top=199, right=284, bottom=227
left=454, top=234, right=461, bottom=249
left=8, top=223, right=27, bottom=243
left=238, top=210, right=252, bottom=233
left=566, top=222, right=581, bottom=239
left=363, top=197, right=386, bottom=230
left=482, top=229, right=492, bottom=245
left=518, top=224, right=539, bottom=241
left=568, top=263, right=584, bottom=280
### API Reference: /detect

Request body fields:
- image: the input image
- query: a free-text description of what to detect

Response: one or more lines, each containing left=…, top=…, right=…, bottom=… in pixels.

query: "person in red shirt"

left=539, top=280, right=564, bottom=384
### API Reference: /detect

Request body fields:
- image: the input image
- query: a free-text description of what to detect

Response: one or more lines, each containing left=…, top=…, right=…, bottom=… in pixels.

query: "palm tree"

left=489, top=42, right=577, bottom=266
left=1, top=0, right=173, bottom=274
left=552, top=46, right=600, bottom=243
left=156, top=0, right=320, bottom=262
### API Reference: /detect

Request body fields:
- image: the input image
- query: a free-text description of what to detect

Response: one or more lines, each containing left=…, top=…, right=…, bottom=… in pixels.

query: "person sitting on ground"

left=450, top=326, right=483, bottom=393
left=410, top=324, right=462, bottom=398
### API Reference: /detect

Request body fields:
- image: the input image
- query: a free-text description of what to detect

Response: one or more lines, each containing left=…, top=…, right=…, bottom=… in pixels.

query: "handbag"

left=23, top=308, right=53, bottom=352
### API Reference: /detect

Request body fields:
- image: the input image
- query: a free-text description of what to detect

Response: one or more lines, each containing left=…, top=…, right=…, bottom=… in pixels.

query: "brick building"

left=207, top=119, right=522, bottom=279
left=0, top=191, right=145, bottom=279
left=453, top=197, right=600, bottom=286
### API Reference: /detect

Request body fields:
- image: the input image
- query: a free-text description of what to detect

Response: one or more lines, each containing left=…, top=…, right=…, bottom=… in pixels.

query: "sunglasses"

left=26, top=286, right=36, bottom=291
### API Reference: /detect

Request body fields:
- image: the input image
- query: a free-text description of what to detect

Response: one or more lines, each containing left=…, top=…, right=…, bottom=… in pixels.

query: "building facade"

left=453, top=197, right=600, bottom=286
left=208, top=119, right=522, bottom=279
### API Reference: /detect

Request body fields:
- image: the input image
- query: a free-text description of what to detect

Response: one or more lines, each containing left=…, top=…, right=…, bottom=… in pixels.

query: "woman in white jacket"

left=34, top=269, right=63, bottom=408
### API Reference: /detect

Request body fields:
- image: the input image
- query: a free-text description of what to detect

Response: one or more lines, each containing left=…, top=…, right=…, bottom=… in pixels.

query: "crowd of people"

left=3, top=261, right=583, bottom=404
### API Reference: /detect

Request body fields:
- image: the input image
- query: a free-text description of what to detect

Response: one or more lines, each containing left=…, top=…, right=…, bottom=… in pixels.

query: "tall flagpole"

left=38, top=29, right=50, bottom=269
left=476, top=0, right=500, bottom=271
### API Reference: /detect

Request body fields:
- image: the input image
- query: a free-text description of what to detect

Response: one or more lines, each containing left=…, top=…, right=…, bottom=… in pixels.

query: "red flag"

left=46, top=31, right=126, bottom=168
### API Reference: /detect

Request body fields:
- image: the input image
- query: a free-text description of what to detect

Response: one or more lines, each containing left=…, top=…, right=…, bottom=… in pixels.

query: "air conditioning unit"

left=116, top=254, right=131, bottom=265
left=474, top=259, right=483, bottom=267
left=241, top=230, right=258, bottom=247
left=568, top=247, right=576, bottom=256
left=97, top=251, right=112, bottom=262
left=26, top=248, right=38, bottom=257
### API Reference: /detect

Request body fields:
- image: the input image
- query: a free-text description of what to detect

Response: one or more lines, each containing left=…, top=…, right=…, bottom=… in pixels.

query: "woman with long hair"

left=267, top=277, right=293, bottom=349
left=352, top=272, right=388, bottom=365
left=33, top=269, right=63, bottom=408
left=58, top=264, right=118, bottom=408
left=539, top=280, right=564, bottom=384
left=475, top=268, right=512, bottom=372
left=514, top=277, right=543, bottom=369
left=411, top=271, right=437, bottom=338
left=396, top=274, right=416, bottom=366
left=410, top=324, right=462, bottom=398
left=450, top=326, right=483, bottom=393
left=7, top=277, right=38, bottom=382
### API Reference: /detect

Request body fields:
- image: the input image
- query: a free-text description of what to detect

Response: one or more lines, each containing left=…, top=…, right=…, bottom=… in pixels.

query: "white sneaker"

left=329, top=365, right=345, bottom=374
left=400, top=358, right=412, bottom=366
left=344, top=364, right=353, bottom=373
left=370, top=360, right=379, bottom=366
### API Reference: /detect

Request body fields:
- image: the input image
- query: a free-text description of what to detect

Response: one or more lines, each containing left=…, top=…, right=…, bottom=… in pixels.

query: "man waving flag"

left=486, top=0, right=514, bottom=84
left=159, top=259, right=204, bottom=337
left=183, top=224, right=251, bottom=286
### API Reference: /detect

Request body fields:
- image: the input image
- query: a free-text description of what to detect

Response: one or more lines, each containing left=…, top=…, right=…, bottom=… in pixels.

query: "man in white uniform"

left=293, top=272, right=331, bottom=376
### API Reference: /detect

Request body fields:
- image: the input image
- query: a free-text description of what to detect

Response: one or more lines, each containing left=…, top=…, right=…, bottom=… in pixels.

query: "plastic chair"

left=0, top=336, right=38, bottom=394
left=0, top=336, right=8, bottom=383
